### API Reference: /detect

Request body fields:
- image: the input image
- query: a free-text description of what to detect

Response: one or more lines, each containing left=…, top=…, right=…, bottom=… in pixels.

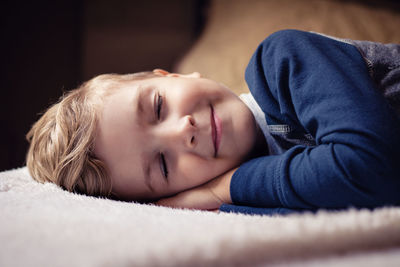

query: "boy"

left=27, top=30, right=400, bottom=215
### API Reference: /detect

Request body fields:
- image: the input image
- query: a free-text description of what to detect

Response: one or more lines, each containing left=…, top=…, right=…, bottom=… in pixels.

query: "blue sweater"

left=220, top=30, right=400, bottom=216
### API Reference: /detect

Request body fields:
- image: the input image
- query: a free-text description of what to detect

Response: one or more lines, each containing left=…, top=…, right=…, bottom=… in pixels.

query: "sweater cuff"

left=230, top=155, right=284, bottom=207
left=219, top=204, right=307, bottom=216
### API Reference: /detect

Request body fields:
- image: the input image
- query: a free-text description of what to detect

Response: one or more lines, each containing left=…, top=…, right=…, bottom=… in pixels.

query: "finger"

left=155, top=196, right=179, bottom=207
left=208, top=209, right=220, bottom=213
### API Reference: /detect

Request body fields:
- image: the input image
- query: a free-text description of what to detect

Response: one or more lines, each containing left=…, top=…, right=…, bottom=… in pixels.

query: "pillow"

left=175, top=0, right=400, bottom=95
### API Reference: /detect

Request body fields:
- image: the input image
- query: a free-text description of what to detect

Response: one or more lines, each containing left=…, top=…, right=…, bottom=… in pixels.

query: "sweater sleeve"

left=219, top=204, right=314, bottom=216
left=230, top=30, right=400, bottom=212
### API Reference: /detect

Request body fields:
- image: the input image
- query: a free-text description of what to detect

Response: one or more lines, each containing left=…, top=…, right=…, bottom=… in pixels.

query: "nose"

left=162, top=115, right=196, bottom=150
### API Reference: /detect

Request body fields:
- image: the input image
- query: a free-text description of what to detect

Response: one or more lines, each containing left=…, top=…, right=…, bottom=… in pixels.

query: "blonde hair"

left=26, top=72, right=158, bottom=197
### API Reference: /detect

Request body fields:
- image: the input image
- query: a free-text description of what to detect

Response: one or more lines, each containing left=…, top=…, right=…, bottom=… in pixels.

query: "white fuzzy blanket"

left=1, top=167, right=400, bottom=267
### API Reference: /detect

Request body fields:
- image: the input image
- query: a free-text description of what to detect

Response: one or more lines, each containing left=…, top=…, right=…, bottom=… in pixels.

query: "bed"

left=2, top=0, right=400, bottom=266
left=1, top=167, right=400, bottom=266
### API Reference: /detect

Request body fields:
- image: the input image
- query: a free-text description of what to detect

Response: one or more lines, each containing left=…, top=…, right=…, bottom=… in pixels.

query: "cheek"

left=175, top=81, right=223, bottom=105
left=175, top=155, right=220, bottom=186
left=175, top=90, right=206, bottom=109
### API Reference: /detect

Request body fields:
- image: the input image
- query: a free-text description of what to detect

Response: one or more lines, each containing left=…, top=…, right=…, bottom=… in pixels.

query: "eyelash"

left=156, top=92, right=168, bottom=179
left=157, top=92, right=163, bottom=120
left=159, top=153, right=168, bottom=179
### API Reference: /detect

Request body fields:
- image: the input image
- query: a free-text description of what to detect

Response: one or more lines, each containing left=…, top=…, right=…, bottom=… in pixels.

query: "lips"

left=210, top=105, right=222, bottom=157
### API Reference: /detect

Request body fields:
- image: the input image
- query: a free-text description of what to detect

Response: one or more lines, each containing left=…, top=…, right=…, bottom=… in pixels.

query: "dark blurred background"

left=2, top=0, right=400, bottom=172
left=2, top=0, right=209, bottom=171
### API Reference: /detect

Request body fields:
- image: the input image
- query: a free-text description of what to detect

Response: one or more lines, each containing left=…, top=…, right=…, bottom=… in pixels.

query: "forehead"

left=93, top=83, right=143, bottom=183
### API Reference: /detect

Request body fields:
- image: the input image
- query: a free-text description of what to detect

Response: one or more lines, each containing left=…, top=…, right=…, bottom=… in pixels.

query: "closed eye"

left=159, top=152, right=168, bottom=180
left=157, top=93, right=163, bottom=120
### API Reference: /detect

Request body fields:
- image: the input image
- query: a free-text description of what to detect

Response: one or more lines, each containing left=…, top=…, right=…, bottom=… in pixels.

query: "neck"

left=246, top=122, right=269, bottom=161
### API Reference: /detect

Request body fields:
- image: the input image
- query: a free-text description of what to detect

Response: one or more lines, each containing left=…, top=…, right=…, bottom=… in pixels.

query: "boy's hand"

left=155, top=168, right=237, bottom=211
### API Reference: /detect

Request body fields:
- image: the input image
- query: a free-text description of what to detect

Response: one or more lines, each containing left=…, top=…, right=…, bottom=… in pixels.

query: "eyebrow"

left=135, top=85, right=145, bottom=120
left=135, top=87, right=155, bottom=193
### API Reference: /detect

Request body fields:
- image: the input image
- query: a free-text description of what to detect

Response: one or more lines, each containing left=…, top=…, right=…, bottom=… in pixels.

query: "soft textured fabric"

left=1, top=167, right=400, bottom=267
left=221, top=30, right=400, bottom=216
left=350, top=39, right=400, bottom=116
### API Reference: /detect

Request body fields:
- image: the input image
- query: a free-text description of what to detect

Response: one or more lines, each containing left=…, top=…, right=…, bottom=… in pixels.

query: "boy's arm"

left=231, top=30, right=400, bottom=211
left=155, top=168, right=235, bottom=211
left=155, top=166, right=314, bottom=216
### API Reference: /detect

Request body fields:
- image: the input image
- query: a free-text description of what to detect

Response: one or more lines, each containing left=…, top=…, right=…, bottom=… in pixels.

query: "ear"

left=153, top=69, right=202, bottom=78
left=153, top=69, right=171, bottom=76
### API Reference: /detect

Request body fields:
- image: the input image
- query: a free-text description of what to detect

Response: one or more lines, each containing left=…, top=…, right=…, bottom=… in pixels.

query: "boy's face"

left=93, top=70, right=262, bottom=201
